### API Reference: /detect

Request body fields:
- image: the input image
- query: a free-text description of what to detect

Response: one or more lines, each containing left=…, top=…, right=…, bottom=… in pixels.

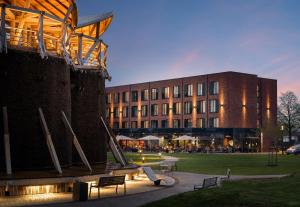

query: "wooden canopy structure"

left=0, top=0, right=112, bottom=69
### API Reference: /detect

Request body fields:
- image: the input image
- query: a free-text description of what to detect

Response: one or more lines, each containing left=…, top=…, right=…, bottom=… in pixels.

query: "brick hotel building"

left=105, top=71, right=277, bottom=152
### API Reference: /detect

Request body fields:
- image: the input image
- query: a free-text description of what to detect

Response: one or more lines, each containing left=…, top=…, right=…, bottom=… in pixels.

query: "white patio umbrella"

left=116, top=135, right=135, bottom=141
left=173, top=135, right=196, bottom=141
left=138, top=135, right=161, bottom=141
left=139, top=135, right=160, bottom=151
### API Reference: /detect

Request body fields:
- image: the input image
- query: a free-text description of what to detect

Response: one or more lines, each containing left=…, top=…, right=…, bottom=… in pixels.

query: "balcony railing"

left=0, top=4, right=108, bottom=69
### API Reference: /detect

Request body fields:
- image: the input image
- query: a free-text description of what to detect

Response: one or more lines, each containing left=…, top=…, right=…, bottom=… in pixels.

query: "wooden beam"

left=13, top=0, right=31, bottom=45
left=38, top=108, right=62, bottom=174
left=61, top=111, right=92, bottom=173
left=2, top=107, right=12, bottom=175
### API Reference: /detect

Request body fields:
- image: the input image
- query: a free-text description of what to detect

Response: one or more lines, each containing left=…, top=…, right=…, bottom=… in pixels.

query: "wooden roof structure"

left=0, top=0, right=113, bottom=69
left=0, top=0, right=77, bottom=27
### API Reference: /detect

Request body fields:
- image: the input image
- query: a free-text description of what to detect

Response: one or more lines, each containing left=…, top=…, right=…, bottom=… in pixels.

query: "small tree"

left=278, top=91, right=300, bottom=140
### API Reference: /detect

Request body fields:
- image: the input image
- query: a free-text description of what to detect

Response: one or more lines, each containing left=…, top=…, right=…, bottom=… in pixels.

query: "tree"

left=278, top=91, right=300, bottom=140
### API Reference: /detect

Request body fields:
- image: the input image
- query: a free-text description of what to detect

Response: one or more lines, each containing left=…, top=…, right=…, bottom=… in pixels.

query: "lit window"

left=209, top=81, right=219, bottom=95
left=173, top=102, right=182, bottom=115
left=196, top=118, right=206, bottom=128
left=209, top=99, right=219, bottom=113
left=122, top=121, right=129, bottom=128
left=209, top=117, right=219, bottom=128
left=173, top=119, right=180, bottom=128
left=151, top=88, right=158, bottom=100
left=113, top=107, right=119, bottom=118
left=141, top=89, right=149, bottom=101
left=184, top=101, right=192, bottom=115
left=131, top=121, right=138, bottom=128
left=141, top=120, right=149, bottom=128
left=184, top=84, right=193, bottom=97
left=114, top=93, right=120, bottom=104
left=197, top=83, right=206, bottom=96
left=173, top=85, right=181, bottom=98
left=141, top=105, right=148, bottom=117
left=162, top=103, right=169, bottom=116
left=151, top=104, right=158, bottom=116
left=122, top=91, right=129, bottom=103
left=106, top=93, right=112, bottom=104
left=122, top=106, right=128, bottom=118
left=197, top=100, right=206, bottom=114
left=184, top=119, right=192, bottom=128
left=162, top=87, right=169, bottom=99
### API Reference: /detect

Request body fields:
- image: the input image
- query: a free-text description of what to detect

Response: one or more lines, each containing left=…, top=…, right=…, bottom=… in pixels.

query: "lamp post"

left=280, top=125, right=284, bottom=154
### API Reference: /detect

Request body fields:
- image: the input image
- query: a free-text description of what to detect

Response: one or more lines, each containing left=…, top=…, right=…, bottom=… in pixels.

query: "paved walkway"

left=140, top=155, right=179, bottom=166
left=30, top=172, right=289, bottom=207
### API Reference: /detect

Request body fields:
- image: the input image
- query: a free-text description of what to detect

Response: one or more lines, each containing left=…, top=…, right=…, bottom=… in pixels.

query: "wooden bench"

left=194, top=177, right=218, bottom=190
left=89, top=176, right=126, bottom=198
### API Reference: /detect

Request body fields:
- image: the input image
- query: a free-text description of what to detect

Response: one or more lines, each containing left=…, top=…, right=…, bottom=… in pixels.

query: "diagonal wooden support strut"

left=2, top=107, right=12, bottom=175
left=38, top=107, right=62, bottom=174
left=61, top=111, right=92, bottom=173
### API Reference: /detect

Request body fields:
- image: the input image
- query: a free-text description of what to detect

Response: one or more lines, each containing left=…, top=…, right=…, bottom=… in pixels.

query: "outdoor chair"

left=143, top=166, right=162, bottom=186
left=220, top=168, right=231, bottom=181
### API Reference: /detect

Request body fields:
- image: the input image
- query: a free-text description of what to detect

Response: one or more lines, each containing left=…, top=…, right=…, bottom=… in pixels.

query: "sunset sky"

left=77, top=0, right=300, bottom=97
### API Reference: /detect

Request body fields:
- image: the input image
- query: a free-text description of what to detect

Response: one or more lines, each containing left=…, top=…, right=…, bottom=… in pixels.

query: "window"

left=113, top=107, right=119, bottom=118
left=151, top=88, right=158, bottom=100
left=106, top=93, right=112, bottom=104
left=122, top=106, right=128, bottom=118
left=196, top=118, right=206, bottom=128
left=131, top=106, right=138, bottom=117
left=131, top=121, right=138, bottom=128
left=209, top=99, right=219, bottom=113
left=122, top=91, right=129, bottom=103
left=209, top=81, right=219, bottom=95
left=196, top=100, right=206, bottom=114
left=162, top=103, right=169, bottom=116
left=151, top=104, right=158, bottom=116
left=173, top=85, right=181, bottom=98
left=141, top=120, right=149, bottom=128
left=113, top=122, right=119, bottom=129
left=197, top=83, right=206, bottom=96
left=141, top=105, right=148, bottom=117
left=209, top=117, right=219, bottom=128
left=106, top=108, right=110, bottom=118
left=184, top=101, right=192, bottom=115
left=162, top=87, right=169, bottom=99
left=173, top=119, right=180, bottom=128
left=184, top=119, right=192, bottom=128
left=131, top=90, right=138, bottom=102
left=161, top=120, right=169, bottom=128
left=184, top=84, right=193, bottom=97
left=114, top=93, right=120, bottom=104
left=150, top=120, right=158, bottom=128
left=173, top=102, right=182, bottom=115
left=122, top=121, right=129, bottom=128
left=141, top=89, right=149, bottom=101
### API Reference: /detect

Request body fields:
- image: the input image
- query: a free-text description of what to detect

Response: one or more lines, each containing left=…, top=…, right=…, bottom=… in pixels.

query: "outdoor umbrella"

left=116, top=135, right=135, bottom=141
left=138, top=135, right=160, bottom=151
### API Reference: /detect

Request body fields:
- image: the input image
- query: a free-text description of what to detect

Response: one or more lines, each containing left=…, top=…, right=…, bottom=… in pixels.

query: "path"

left=32, top=171, right=288, bottom=207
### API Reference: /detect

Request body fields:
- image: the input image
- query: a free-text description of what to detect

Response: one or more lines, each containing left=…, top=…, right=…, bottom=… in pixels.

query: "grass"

left=171, top=153, right=300, bottom=175
left=122, top=152, right=299, bottom=207
left=142, top=174, right=300, bottom=207
left=107, top=152, right=163, bottom=165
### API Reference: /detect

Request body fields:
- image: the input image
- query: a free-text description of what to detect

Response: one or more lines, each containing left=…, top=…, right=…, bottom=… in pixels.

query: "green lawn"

left=171, top=153, right=300, bottom=175
left=107, top=152, right=163, bottom=165
left=117, top=152, right=300, bottom=207
left=142, top=174, right=300, bottom=207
